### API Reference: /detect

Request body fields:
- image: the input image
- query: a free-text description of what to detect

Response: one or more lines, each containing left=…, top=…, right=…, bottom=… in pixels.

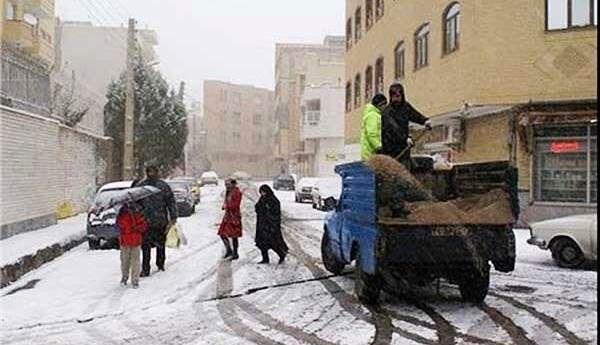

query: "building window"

left=346, top=81, right=352, bottom=112
left=346, top=18, right=353, bottom=50
left=304, top=99, right=321, bottom=126
left=394, top=42, right=405, bottom=79
left=5, top=2, right=17, bottom=20
left=253, top=113, right=262, bottom=125
left=220, top=89, right=228, bottom=102
left=232, top=92, right=242, bottom=105
left=547, top=0, right=598, bottom=30
left=375, top=57, right=384, bottom=93
left=365, top=65, right=374, bottom=102
left=376, top=0, right=385, bottom=20
left=534, top=124, right=597, bottom=204
left=354, top=74, right=362, bottom=108
left=443, top=3, right=461, bottom=54
left=366, top=0, right=374, bottom=30
left=415, top=23, right=430, bottom=70
left=233, top=112, right=242, bottom=124
left=355, top=7, right=362, bottom=42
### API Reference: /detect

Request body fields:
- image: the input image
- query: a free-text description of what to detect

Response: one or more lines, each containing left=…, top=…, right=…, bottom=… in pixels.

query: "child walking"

left=117, top=201, right=148, bottom=288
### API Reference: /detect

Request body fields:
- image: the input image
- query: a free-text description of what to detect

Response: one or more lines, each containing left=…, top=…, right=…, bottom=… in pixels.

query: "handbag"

left=165, top=222, right=181, bottom=249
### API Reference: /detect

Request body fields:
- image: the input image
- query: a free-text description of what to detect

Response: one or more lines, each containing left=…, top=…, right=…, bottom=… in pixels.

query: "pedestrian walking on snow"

left=117, top=201, right=148, bottom=288
left=218, top=179, right=243, bottom=260
left=255, top=185, right=288, bottom=264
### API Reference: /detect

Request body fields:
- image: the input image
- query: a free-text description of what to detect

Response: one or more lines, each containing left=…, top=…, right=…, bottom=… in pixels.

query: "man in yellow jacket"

left=361, top=94, right=388, bottom=160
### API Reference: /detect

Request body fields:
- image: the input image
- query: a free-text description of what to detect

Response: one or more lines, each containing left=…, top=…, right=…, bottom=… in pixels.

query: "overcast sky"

left=56, top=0, right=345, bottom=102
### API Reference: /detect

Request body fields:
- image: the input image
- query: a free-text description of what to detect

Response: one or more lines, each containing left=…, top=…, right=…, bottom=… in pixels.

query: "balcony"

left=23, top=0, right=54, bottom=18
left=2, top=21, right=37, bottom=48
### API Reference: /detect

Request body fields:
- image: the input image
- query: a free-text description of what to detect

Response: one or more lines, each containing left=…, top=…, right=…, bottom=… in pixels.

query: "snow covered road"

left=1, top=182, right=596, bottom=345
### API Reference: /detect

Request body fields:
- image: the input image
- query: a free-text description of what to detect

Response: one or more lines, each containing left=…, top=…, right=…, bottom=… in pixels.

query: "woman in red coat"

left=218, top=179, right=243, bottom=260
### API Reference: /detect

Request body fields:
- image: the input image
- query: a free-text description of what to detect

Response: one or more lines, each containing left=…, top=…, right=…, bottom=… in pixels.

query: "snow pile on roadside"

left=0, top=214, right=87, bottom=267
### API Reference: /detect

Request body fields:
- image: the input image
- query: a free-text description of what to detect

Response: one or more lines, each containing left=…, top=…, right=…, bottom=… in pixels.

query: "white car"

left=231, top=171, right=252, bottom=181
left=200, top=171, right=219, bottom=186
left=295, top=177, right=319, bottom=203
left=527, top=214, right=597, bottom=268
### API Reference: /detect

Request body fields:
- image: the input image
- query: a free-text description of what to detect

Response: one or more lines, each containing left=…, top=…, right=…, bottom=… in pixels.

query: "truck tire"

left=551, top=238, right=585, bottom=269
left=458, top=265, right=490, bottom=304
left=321, top=231, right=345, bottom=275
left=355, top=252, right=381, bottom=305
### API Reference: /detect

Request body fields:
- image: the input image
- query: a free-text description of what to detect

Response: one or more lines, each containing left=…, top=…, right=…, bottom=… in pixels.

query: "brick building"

left=203, top=80, right=276, bottom=179
left=344, top=0, right=596, bottom=223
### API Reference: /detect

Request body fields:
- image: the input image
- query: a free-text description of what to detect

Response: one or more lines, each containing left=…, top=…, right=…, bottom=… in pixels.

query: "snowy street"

left=1, top=182, right=597, bottom=345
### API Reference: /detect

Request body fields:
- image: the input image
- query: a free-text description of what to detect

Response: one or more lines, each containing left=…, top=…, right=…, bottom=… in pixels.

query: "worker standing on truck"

left=381, top=83, right=433, bottom=167
left=360, top=93, right=388, bottom=161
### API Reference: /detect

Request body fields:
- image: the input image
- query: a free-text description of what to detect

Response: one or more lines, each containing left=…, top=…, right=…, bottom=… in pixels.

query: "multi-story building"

left=300, top=83, right=346, bottom=177
left=203, top=80, right=276, bottom=178
left=185, top=101, right=210, bottom=177
left=56, top=21, right=158, bottom=135
left=344, top=0, right=597, bottom=223
left=274, top=36, right=345, bottom=174
left=1, top=0, right=55, bottom=115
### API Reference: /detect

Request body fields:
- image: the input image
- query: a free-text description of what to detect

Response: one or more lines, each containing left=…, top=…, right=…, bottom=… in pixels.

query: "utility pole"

left=123, top=18, right=136, bottom=180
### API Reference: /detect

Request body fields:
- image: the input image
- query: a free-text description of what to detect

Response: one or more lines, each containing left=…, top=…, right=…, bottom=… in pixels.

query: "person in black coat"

left=381, top=83, right=432, bottom=166
left=135, top=164, right=178, bottom=276
left=254, top=185, right=288, bottom=264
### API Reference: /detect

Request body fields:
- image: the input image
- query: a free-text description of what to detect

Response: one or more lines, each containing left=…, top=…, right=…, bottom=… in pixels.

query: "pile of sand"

left=367, top=155, right=433, bottom=203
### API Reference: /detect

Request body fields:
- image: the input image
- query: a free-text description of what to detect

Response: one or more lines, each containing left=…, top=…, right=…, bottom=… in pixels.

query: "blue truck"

left=321, top=159, right=519, bottom=304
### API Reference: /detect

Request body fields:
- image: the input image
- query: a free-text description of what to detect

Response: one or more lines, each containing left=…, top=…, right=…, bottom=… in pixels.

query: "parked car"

left=87, top=181, right=133, bottom=249
left=172, top=177, right=201, bottom=204
left=232, top=171, right=252, bottom=181
left=311, top=177, right=342, bottom=210
left=273, top=174, right=295, bottom=191
left=295, top=177, right=319, bottom=203
left=167, top=180, right=195, bottom=217
left=200, top=171, right=219, bottom=186
left=527, top=214, right=597, bottom=268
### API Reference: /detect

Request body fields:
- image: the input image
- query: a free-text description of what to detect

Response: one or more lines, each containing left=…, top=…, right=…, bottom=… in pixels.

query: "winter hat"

left=372, top=93, right=388, bottom=107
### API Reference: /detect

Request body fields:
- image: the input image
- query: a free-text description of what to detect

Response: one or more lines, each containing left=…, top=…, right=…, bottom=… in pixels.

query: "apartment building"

left=345, top=0, right=596, bottom=223
left=274, top=36, right=345, bottom=174
left=203, top=80, right=276, bottom=178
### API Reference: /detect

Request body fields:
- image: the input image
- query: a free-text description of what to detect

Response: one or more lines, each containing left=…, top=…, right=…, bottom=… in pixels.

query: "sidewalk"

left=0, top=214, right=87, bottom=287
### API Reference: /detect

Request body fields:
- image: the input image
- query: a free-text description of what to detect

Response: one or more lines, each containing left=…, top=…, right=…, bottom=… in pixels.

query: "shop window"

left=365, top=65, right=374, bottom=102
left=546, top=0, right=597, bottom=30
left=415, top=23, right=430, bottom=70
left=345, top=81, right=352, bottom=112
left=366, top=0, right=374, bottom=30
left=375, top=57, right=384, bottom=93
left=376, top=0, right=385, bottom=20
left=355, top=7, right=362, bottom=42
left=346, top=18, right=353, bottom=50
left=394, top=41, right=405, bottom=79
left=354, top=74, right=362, bottom=108
left=534, top=124, right=597, bottom=204
left=443, top=3, right=461, bottom=54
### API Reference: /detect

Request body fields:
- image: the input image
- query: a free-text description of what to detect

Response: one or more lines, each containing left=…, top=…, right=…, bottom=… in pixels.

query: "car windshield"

left=202, top=173, right=217, bottom=178
left=168, top=182, right=188, bottom=191
left=93, top=189, right=126, bottom=208
left=277, top=175, right=294, bottom=181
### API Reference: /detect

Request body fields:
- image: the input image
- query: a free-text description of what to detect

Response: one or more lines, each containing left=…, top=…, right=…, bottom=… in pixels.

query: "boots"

left=231, top=239, right=239, bottom=260
left=277, top=250, right=287, bottom=265
left=221, top=237, right=233, bottom=259
left=258, top=249, right=270, bottom=264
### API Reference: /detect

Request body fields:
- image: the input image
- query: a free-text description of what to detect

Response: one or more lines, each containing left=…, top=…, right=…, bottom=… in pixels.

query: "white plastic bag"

left=176, top=223, right=188, bottom=246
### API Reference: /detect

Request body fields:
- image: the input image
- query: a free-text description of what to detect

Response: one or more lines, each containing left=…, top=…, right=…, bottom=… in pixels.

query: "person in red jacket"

left=218, top=179, right=243, bottom=260
left=117, top=201, right=148, bottom=288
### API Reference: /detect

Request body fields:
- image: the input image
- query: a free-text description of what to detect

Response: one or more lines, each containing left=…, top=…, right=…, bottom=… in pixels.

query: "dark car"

left=167, top=180, right=195, bottom=217
left=87, top=181, right=133, bottom=249
left=273, top=174, right=295, bottom=191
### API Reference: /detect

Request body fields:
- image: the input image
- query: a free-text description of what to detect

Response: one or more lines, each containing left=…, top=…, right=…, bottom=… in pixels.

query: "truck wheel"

left=355, top=252, right=381, bottom=305
left=551, top=238, right=585, bottom=269
left=458, top=265, right=490, bottom=304
left=321, top=231, right=345, bottom=275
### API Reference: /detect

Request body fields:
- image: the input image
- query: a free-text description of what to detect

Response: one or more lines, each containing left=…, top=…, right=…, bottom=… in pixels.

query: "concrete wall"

left=0, top=105, right=113, bottom=239
left=344, top=0, right=597, bottom=143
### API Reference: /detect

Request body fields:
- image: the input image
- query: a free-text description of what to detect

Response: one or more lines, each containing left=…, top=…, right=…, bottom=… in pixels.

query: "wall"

left=0, top=105, right=112, bottom=239
left=344, top=0, right=597, bottom=143
left=316, top=137, right=346, bottom=176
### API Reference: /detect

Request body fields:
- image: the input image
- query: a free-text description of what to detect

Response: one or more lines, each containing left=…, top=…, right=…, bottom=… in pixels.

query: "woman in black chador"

left=254, top=185, right=288, bottom=264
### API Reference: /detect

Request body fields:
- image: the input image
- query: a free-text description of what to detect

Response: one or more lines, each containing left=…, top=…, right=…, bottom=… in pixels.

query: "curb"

left=0, top=235, right=86, bottom=288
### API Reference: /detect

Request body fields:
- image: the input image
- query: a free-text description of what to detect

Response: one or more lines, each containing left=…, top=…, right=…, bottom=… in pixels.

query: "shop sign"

left=551, top=141, right=581, bottom=154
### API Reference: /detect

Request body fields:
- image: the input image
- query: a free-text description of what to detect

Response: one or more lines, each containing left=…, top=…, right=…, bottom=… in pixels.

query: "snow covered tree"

left=104, top=55, right=188, bottom=179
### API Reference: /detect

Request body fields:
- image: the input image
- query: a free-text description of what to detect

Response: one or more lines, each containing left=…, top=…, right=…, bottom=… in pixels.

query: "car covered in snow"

left=295, top=177, right=318, bottom=203
left=311, top=177, right=342, bottom=211
left=167, top=180, right=195, bottom=217
left=527, top=214, right=597, bottom=268
left=200, top=171, right=219, bottom=186
left=87, top=181, right=133, bottom=249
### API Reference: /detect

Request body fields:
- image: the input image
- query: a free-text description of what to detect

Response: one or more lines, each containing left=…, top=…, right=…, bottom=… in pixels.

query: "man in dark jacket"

left=135, top=164, right=177, bottom=277
left=381, top=83, right=432, bottom=166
